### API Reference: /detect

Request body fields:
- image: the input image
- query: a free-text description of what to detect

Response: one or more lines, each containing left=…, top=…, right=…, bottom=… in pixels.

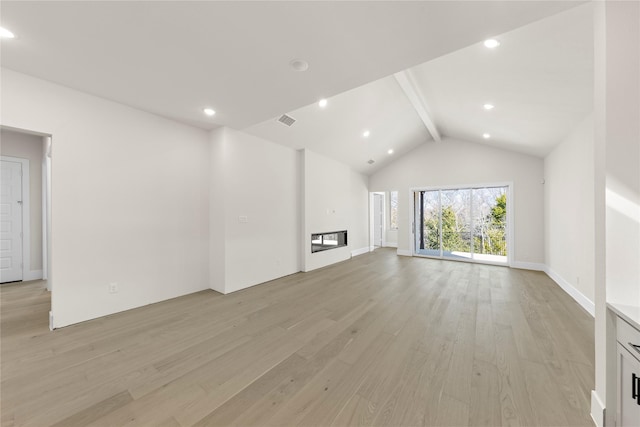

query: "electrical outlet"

left=109, top=282, right=119, bottom=294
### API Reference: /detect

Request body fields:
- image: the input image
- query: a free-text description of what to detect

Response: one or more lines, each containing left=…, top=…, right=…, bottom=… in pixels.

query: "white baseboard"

left=544, top=266, right=595, bottom=317
left=24, top=270, right=43, bottom=281
left=351, top=247, right=371, bottom=257
left=590, top=390, right=605, bottom=427
left=510, top=261, right=545, bottom=271
left=384, top=242, right=398, bottom=248
left=397, top=249, right=411, bottom=257
left=369, top=246, right=375, bottom=252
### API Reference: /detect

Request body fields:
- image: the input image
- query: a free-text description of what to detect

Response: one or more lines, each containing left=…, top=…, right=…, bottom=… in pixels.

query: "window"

left=389, top=191, right=398, bottom=230
left=413, top=186, right=508, bottom=264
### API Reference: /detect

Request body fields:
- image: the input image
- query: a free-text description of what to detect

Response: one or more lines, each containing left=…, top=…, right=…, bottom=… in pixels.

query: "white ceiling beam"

left=393, top=70, right=441, bottom=142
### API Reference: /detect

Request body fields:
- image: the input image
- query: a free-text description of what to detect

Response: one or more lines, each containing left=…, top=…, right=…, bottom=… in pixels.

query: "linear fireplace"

left=311, top=230, right=347, bottom=253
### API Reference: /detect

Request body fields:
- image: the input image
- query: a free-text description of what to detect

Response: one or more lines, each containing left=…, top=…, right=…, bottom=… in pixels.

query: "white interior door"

left=0, top=160, right=23, bottom=283
left=373, top=194, right=383, bottom=247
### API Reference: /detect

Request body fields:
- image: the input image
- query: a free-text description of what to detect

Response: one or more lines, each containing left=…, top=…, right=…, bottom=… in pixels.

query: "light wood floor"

left=1, top=249, right=595, bottom=426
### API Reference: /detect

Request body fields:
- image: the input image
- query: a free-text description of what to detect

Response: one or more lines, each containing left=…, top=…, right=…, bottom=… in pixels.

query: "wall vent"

left=277, top=114, right=296, bottom=127
left=367, top=159, right=375, bottom=164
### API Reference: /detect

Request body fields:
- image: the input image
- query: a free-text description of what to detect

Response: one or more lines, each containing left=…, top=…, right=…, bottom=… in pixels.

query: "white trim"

left=590, top=390, right=605, bottom=427
left=45, top=136, right=52, bottom=291
left=24, top=270, right=43, bottom=281
left=409, top=181, right=514, bottom=193
left=409, top=190, right=416, bottom=254
left=397, top=249, right=412, bottom=256
left=543, top=266, right=595, bottom=317
left=351, top=247, right=370, bottom=257
left=393, top=71, right=441, bottom=141
left=369, top=245, right=375, bottom=252
left=384, top=242, right=398, bottom=248
left=42, top=136, right=51, bottom=285
left=511, top=261, right=545, bottom=271
left=1, top=156, right=31, bottom=282
left=506, top=183, right=515, bottom=268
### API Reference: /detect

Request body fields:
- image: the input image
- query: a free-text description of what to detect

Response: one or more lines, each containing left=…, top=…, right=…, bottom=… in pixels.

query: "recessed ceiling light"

left=483, top=103, right=495, bottom=110
left=0, top=27, right=15, bottom=39
left=318, top=99, right=328, bottom=108
left=362, top=130, right=370, bottom=138
left=483, top=133, right=491, bottom=139
left=203, top=108, right=216, bottom=116
left=387, top=149, right=394, bottom=155
left=289, top=58, right=309, bottom=72
left=484, top=39, right=500, bottom=49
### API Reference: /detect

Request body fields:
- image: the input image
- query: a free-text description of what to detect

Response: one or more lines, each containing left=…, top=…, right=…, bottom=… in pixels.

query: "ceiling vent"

left=367, top=159, right=375, bottom=165
left=277, top=114, right=296, bottom=127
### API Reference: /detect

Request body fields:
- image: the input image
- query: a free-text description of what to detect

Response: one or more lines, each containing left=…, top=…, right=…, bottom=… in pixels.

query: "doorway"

left=412, top=185, right=511, bottom=265
left=0, top=128, right=51, bottom=288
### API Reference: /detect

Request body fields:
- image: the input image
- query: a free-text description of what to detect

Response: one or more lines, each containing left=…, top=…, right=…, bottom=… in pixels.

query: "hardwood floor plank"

left=494, top=323, right=536, bottom=426
left=50, top=390, right=134, bottom=427
left=469, top=359, right=502, bottom=426
left=0, top=249, right=595, bottom=427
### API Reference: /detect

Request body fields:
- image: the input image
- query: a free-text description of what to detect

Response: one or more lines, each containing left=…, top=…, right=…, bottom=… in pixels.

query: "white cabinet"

left=617, top=317, right=640, bottom=426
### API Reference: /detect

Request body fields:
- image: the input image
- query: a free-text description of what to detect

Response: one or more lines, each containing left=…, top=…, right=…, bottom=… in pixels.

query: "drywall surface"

left=208, top=133, right=368, bottom=289
left=1, top=69, right=211, bottom=328
left=369, top=137, right=545, bottom=265
left=544, top=113, right=595, bottom=303
left=302, top=149, right=352, bottom=271
left=0, top=129, right=44, bottom=275
left=604, top=1, right=640, bottom=308
left=349, top=170, right=370, bottom=254
left=593, top=3, right=640, bottom=424
left=218, top=128, right=300, bottom=294
left=209, top=127, right=227, bottom=294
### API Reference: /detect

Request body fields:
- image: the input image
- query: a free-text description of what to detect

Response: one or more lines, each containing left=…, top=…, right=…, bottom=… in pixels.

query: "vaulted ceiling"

left=1, top=1, right=592, bottom=174
left=247, top=2, right=594, bottom=173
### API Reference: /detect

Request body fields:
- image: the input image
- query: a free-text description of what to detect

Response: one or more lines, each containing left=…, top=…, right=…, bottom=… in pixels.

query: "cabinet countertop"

left=608, top=302, right=640, bottom=331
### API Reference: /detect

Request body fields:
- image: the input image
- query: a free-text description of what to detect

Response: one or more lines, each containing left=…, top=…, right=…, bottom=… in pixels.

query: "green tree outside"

left=422, top=192, right=506, bottom=256
left=424, top=206, right=469, bottom=252
left=474, top=193, right=507, bottom=256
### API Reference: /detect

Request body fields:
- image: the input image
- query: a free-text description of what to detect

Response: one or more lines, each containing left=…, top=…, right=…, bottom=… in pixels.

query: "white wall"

left=593, top=2, right=640, bottom=425
left=209, top=127, right=227, bottom=294
left=1, top=129, right=44, bottom=277
left=349, top=171, right=370, bottom=255
left=603, top=2, right=640, bottom=308
left=209, top=127, right=299, bottom=294
left=302, top=149, right=352, bottom=271
left=544, top=114, right=595, bottom=308
left=369, top=137, right=545, bottom=265
left=1, top=69, right=211, bottom=328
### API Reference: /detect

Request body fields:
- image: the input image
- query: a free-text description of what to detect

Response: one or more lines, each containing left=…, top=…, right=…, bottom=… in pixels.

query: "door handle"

left=17, top=200, right=22, bottom=205
left=633, top=373, right=640, bottom=405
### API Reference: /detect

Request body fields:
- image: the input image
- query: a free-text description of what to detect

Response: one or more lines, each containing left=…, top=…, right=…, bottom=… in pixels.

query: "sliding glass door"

left=414, top=186, right=508, bottom=264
